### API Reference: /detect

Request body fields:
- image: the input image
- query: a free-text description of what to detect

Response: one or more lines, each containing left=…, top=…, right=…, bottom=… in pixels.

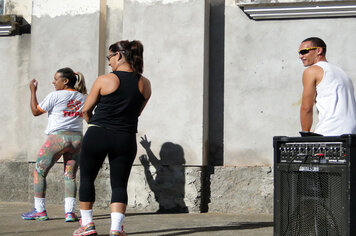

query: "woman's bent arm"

left=82, top=78, right=102, bottom=123
left=29, top=79, right=45, bottom=116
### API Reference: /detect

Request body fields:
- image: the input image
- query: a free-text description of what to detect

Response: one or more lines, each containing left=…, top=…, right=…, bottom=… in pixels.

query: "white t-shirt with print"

left=38, top=89, right=87, bottom=134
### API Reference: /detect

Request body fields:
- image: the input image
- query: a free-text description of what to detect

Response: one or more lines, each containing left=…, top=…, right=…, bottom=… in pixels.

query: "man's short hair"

left=302, top=37, right=327, bottom=56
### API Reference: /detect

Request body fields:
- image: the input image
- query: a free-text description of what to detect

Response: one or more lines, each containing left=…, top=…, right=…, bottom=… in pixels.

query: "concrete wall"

left=27, top=0, right=102, bottom=161
left=208, top=166, right=273, bottom=214
left=0, top=0, right=31, bottom=161
left=105, top=0, right=124, bottom=74
left=123, top=0, right=210, bottom=166
left=122, top=0, right=210, bottom=212
left=224, top=0, right=356, bottom=166
left=0, top=161, right=29, bottom=202
left=0, top=36, right=30, bottom=162
left=0, top=0, right=213, bottom=213
left=1, top=0, right=356, bottom=214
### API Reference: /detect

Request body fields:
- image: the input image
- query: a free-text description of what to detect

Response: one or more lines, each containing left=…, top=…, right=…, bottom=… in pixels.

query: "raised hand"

left=29, top=79, right=38, bottom=92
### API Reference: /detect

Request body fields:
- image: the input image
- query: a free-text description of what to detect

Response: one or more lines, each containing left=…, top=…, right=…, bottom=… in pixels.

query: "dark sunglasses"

left=298, top=47, right=321, bottom=55
left=106, top=52, right=117, bottom=61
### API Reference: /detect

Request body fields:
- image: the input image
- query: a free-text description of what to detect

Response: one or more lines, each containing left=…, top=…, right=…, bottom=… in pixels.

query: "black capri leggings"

left=79, top=126, right=137, bottom=204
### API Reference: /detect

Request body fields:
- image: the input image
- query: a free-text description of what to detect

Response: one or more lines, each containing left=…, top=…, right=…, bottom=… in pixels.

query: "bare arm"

left=82, top=77, right=102, bottom=123
left=300, top=67, right=318, bottom=131
left=138, top=76, right=152, bottom=115
left=29, top=79, right=45, bottom=116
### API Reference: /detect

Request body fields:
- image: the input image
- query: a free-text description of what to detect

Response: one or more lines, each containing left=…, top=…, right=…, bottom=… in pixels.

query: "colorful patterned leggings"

left=34, top=131, right=83, bottom=198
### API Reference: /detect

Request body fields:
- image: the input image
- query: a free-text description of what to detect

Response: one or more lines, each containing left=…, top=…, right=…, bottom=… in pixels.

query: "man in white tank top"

left=299, top=37, right=356, bottom=136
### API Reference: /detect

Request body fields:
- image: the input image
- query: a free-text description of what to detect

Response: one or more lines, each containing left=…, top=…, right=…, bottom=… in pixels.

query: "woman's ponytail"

left=129, top=40, right=144, bottom=74
left=74, top=72, right=87, bottom=94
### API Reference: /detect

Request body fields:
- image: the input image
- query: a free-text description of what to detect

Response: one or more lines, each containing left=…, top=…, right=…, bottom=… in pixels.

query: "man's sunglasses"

left=298, top=47, right=321, bottom=55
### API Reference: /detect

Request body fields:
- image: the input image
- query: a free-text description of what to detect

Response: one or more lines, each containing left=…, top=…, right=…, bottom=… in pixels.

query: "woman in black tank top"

left=73, top=40, right=151, bottom=236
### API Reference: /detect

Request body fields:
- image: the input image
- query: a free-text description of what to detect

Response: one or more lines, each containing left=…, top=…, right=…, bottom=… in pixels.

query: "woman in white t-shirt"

left=21, top=67, right=87, bottom=222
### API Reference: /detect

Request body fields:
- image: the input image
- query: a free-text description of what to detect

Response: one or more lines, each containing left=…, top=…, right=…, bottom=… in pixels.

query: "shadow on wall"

left=139, top=135, right=188, bottom=213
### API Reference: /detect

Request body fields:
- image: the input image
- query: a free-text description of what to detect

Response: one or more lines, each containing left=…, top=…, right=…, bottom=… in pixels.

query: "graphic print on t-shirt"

left=63, top=99, right=83, bottom=117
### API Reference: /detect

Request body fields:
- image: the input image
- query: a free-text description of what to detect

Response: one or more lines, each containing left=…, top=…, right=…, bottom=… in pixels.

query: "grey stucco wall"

left=0, top=35, right=30, bottom=161
left=123, top=0, right=210, bottom=166
left=208, top=166, right=273, bottom=214
left=105, top=0, right=124, bottom=74
left=224, top=0, right=356, bottom=166
left=0, top=161, right=272, bottom=214
left=22, top=162, right=203, bottom=213
left=27, top=0, right=102, bottom=161
left=0, top=161, right=29, bottom=202
left=2, top=0, right=356, bottom=214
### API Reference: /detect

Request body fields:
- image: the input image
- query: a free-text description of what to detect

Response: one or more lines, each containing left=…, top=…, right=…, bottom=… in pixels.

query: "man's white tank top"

left=314, top=61, right=356, bottom=136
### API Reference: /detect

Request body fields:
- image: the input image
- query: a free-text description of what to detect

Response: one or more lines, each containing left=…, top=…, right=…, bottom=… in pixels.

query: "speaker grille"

left=277, top=167, right=344, bottom=236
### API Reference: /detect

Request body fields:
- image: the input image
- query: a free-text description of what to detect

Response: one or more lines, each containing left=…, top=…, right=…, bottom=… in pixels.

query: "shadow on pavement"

left=127, top=221, right=274, bottom=235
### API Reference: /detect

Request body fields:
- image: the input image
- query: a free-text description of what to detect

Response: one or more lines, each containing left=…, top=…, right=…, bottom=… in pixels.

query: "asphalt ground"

left=0, top=202, right=273, bottom=236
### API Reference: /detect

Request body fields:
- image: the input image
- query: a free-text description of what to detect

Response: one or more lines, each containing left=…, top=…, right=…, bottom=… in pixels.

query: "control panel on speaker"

left=278, top=142, right=347, bottom=164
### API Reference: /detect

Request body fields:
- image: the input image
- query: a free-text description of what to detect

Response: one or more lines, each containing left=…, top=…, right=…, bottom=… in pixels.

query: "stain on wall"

left=5, top=0, right=15, bottom=13
left=0, top=0, right=4, bottom=14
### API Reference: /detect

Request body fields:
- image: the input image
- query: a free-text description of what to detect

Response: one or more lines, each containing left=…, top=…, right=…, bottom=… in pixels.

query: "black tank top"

left=89, top=71, right=145, bottom=133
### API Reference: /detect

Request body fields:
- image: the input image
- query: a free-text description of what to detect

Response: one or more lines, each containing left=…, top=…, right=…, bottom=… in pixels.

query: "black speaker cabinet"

left=273, top=135, right=356, bottom=236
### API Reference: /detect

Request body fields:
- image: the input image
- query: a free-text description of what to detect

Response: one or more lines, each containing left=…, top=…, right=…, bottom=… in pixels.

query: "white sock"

left=110, top=212, right=125, bottom=232
left=34, top=197, right=46, bottom=212
left=65, top=197, right=76, bottom=213
left=80, top=209, right=93, bottom=226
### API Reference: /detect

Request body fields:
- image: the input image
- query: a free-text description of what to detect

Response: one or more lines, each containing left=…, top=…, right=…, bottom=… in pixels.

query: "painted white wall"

left=123, top=0, right=209, bottom=165
left=2, top=0, right=356, bottom=168
left=32, top=0, right=99, bottom=18
left=105, top=0, right=124, bottom=74
left=224, top=0, right=356, bottom=166
left=26, top=0, right=102, bottom=161
left=0, top=35, right=31, bottom=161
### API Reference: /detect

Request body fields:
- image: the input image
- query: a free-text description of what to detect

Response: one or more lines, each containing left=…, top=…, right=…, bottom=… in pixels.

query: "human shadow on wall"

left=139, top=135, right=188, bottom=213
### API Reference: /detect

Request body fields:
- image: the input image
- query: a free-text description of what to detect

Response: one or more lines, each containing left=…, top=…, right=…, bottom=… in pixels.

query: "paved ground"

left=0, top=202, right=273, bottom=235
